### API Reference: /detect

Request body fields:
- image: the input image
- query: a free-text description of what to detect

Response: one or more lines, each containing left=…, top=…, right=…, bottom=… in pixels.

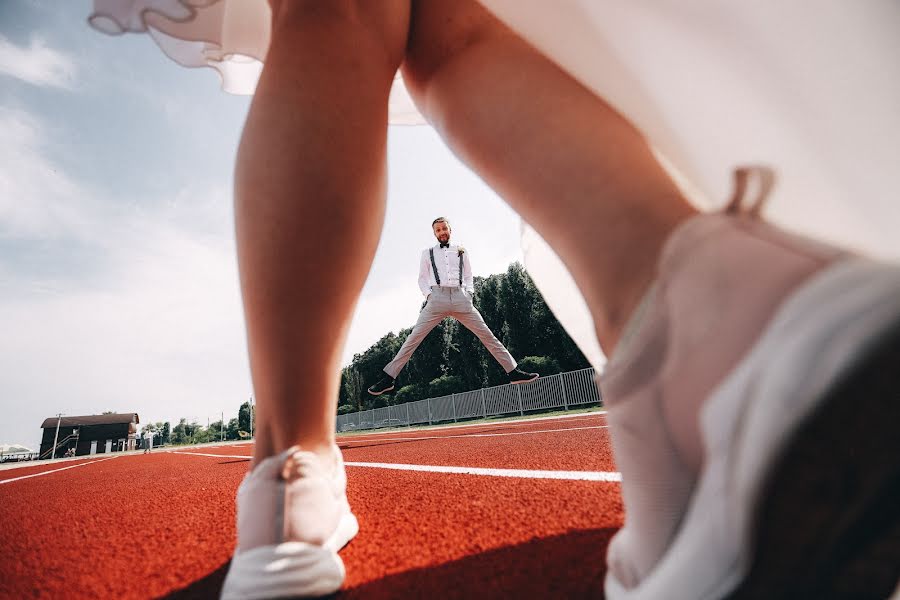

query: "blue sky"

left=0, top=1, right=524, bottom=448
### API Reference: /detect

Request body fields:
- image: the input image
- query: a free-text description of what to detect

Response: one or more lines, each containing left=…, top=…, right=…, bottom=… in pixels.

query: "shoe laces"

left=280, top=448, right=326, bottom=482
left=279, top=446, right=344, bottom=492
left=724, top=165, right=776, bottom=218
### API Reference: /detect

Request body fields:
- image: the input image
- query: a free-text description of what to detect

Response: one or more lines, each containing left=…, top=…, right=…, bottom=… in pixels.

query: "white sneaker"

left=600, top=168, right=900, bottom=598
left=221, top=445, right=359, bottom=599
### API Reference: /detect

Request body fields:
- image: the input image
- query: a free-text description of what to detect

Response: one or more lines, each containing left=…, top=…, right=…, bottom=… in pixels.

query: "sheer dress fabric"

left=88, top=0, right=423, bottom=123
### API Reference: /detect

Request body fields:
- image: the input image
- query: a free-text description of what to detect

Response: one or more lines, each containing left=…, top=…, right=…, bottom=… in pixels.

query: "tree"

left=226, top=418, right=240, bottom=440
left=518, top=355, right=562, bottom=376
left=341, top=332, right=402, bottom=412
left=498, top=262, right=534, bottom=360
left=159, top=422, right=171, bottom=445
left=526, top=270, right=590, bottom=372
left=394, top=382, right=430, bottom=405
left=428, top=374, right=464, bottom=398
left=208, top=420, right=225, bottom=442
left=402, top=319, right=449, bottom=392
left=342, top=367, right=365, bottom=413
left=184, top=420, right=202, bottom=444
left=171, top=418, right=188, bottom=445
left=192, top=423, right=210, bottom=444
left=238, top=401, right=255, bottom=435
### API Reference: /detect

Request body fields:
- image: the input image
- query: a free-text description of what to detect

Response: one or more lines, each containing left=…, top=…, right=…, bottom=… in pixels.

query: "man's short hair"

left=432, top=217, right=450, bottom=227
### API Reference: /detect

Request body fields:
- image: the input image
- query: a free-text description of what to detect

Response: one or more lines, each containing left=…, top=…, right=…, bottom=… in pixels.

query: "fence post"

left=480, top=388, right=487, bottom=418
left=559, top=373, right=569, bottom=410
left=406, top=402, right=411, bottom=427
left=451, top=394, right=458, bottom=423
left=427, top=397, right=433, bottom=425
left=516, top=384, right=524, bottom=416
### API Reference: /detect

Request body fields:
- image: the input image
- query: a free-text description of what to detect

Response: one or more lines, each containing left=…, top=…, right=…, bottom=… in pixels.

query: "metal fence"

left=336, top=367, right=601, bottom=432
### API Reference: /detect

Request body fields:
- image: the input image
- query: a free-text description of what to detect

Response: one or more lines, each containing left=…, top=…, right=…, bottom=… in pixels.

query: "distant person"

left=367, top=217, right=538, bottom=396
left=143, top=429, right=154, bottom=454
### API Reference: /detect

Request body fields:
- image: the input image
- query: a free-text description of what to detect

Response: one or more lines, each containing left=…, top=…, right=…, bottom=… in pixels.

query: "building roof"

left=40, top=413, right=140, bottom=429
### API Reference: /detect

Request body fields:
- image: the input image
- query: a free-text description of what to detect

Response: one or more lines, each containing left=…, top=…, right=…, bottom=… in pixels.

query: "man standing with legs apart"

left=368, top=217, right=538, bottom=396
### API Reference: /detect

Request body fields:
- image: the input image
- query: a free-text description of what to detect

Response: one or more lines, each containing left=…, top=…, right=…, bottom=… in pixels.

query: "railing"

left=0, top=452, right=39, bottom=463
left=39, top=432, right=80, bottom=460
left=337, top=367, right=601, bottom=432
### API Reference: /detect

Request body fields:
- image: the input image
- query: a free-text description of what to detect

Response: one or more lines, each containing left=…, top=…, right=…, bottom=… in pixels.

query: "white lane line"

left=171, top=452, right=620, bottom=482
left=340, top=425, right=607, bottom=444
left=173, top=452, right=250, bottom=459
left=0, top=456, right=119, bottom=485
left=345, top=461, right=622, bottom=482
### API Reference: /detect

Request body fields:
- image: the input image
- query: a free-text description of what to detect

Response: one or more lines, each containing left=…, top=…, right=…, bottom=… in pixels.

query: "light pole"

left=51, top=413, right=63, bottom=460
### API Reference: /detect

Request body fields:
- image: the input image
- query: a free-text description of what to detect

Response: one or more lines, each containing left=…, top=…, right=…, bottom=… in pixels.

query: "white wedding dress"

left=89, top=0, right=900, bottom=371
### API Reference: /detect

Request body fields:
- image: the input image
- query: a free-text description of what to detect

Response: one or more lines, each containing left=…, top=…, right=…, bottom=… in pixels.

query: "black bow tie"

left=440, top=242, right=450, bottom=248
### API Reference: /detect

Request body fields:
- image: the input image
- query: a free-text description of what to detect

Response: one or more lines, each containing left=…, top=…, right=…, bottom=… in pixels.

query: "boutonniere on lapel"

left=457, top=246, right=466, bottom=256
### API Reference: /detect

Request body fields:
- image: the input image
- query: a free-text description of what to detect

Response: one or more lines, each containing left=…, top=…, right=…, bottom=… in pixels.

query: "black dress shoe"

left=508, top=368, right=539, bottom=384
left=367, top=375, right=396, bottom=396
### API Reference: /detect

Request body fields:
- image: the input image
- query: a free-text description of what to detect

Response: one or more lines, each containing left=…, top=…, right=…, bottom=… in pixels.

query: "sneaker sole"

left=221, top=512, right=359, bottom=599
left=605, top=258, right=900, bottom=599
left=510, top=374, right=539, bottom=385
left=367, top=386, right=394, bottom=396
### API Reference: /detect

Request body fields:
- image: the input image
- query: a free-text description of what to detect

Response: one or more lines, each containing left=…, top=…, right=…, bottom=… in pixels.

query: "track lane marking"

left=173, top=452, right=250, bottom=459
left=345, top=462, right=622, bottom=482
left=340, top=424, right=607, bottom=444
left=0, top=456, right=119, bottom=485
left=171, top=452, right=620, bottom=482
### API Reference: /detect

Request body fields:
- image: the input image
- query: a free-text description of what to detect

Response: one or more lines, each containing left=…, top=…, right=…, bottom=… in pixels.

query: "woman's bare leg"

left=401, top=1, right=696, bottom=354
left=235, top=0, right=409, bottom=466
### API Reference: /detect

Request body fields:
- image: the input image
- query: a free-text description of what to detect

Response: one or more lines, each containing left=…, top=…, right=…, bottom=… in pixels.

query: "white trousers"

left=383, top=287, right=517, bottom=379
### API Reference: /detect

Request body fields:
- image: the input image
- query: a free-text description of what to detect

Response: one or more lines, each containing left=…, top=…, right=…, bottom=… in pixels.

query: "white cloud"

left=0, top=34, right=77, bottom=89
left=0, top=107, right=98, bottom=240
left=0, top=106, right=250, bottom=446
left=0, top=221, right=251, bottom=448
left=344, top=284, right=425, bottom=366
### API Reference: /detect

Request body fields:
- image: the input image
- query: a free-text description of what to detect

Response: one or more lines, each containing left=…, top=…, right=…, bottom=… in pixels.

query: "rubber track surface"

left=0, top=414, right=622, bottom=598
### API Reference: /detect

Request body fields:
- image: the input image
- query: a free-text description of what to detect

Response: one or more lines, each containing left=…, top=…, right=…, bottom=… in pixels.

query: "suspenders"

left=429, top=247, right=464, bottom=287
left=429, top=248, right=440, bottom=285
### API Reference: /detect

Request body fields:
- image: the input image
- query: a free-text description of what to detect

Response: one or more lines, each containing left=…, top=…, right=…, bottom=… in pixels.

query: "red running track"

left=0, top=412, right=623, bottom=599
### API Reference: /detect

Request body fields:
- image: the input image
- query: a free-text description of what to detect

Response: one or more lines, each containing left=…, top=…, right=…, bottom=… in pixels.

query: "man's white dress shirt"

left=418, top=243, right=474, bottom=297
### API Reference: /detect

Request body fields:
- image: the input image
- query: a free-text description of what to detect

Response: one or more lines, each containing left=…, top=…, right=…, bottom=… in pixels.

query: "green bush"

left=394, top=382, right=430, bottom=404
left=428, top=374, right=465, bottom=397
left=519, top=355, right=561, bottom=375
left=337, top=404, right=356, bottom=415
